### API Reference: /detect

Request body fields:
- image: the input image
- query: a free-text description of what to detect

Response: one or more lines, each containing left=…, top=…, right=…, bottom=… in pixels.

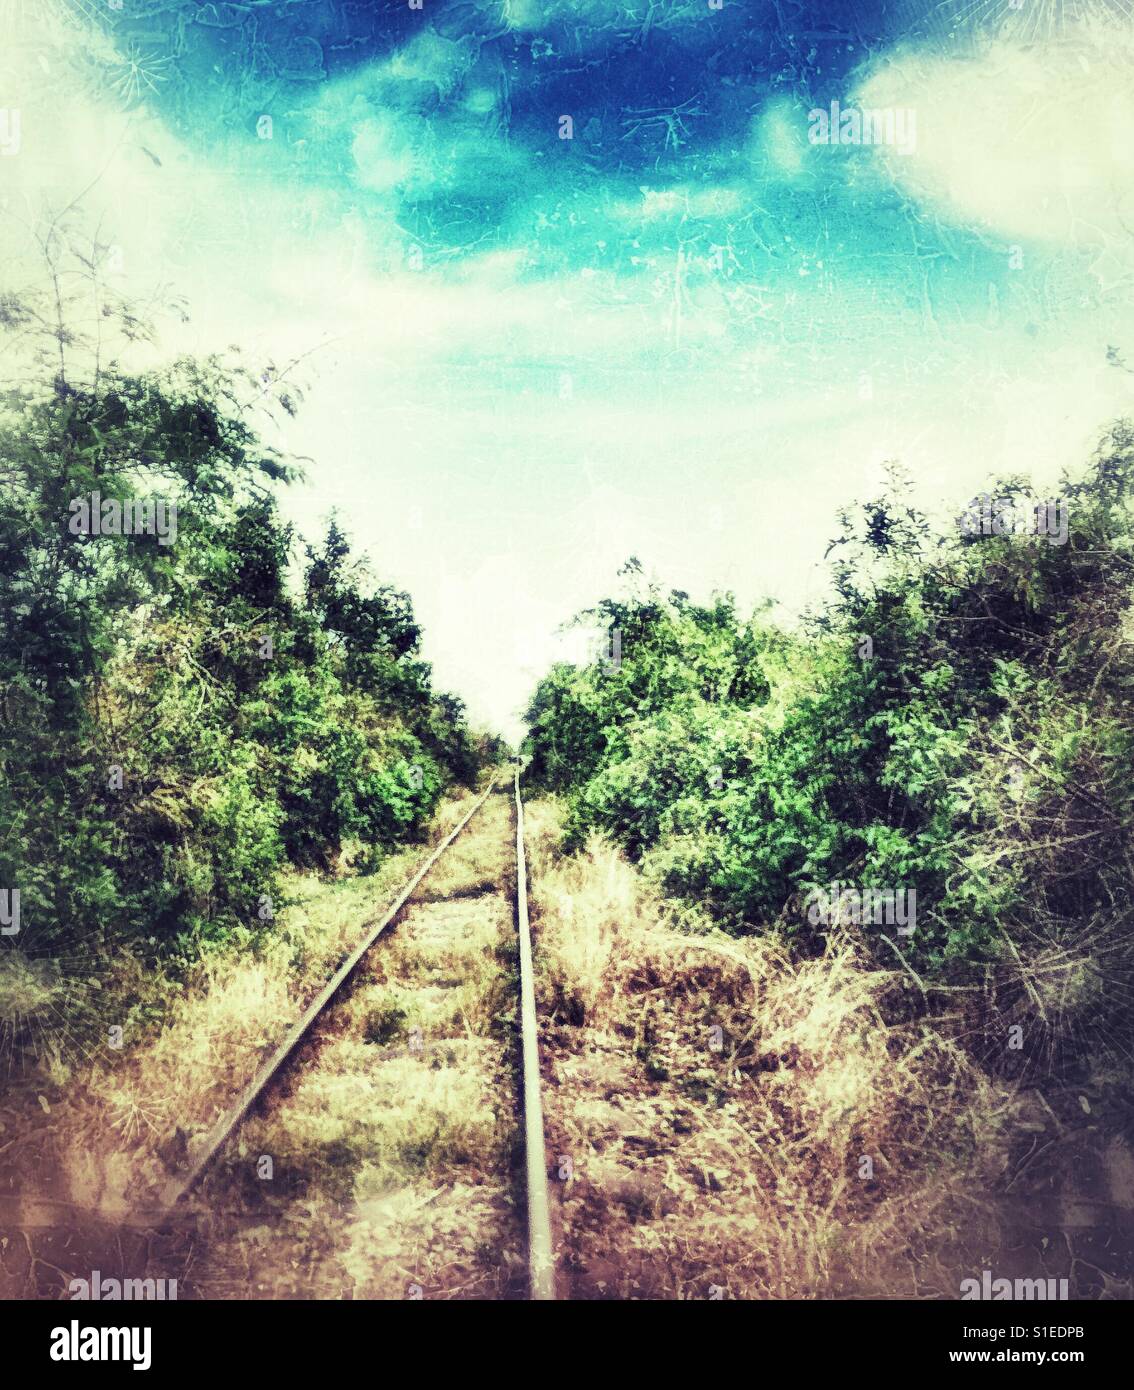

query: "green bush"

left=525, top=429, right=1134, bottom=990
left=0, top=248, right=497, bottom=979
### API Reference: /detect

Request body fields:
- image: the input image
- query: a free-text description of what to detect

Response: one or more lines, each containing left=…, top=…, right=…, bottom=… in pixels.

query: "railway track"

left=159, top=771, right=556, bottom=1300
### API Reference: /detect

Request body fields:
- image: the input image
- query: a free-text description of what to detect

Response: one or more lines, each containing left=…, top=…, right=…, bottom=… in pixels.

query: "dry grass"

left=3, top=783, right=1024, bottom=1301
left=185, top=789, right=524, bottom=1300
left=3, top=790, right=487, bottom=1217
left=526, top=798, right=1009, bottom=1299
left=2, top=785, right=524, bottom=1299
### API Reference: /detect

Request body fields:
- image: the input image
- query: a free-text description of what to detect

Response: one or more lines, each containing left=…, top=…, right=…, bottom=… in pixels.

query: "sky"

left=1, top=0, right=1133, bottom=740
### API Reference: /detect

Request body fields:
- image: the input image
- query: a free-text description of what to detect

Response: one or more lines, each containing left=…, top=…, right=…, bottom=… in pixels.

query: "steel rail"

left=514, top=768, right=556, bottom=1300
left=159, top=780, right=498, bottom=1211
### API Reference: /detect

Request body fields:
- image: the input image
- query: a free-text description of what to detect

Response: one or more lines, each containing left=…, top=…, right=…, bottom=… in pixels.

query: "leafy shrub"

left=0, top=239, right=498, bottom=986
left=525, top=426, right=1134, bottom=1022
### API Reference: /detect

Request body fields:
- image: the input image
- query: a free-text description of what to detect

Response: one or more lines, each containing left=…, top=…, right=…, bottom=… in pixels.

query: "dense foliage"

left=0, top=242, right=498, bottom=967
left=525, top=432, right=1134, bottom=1009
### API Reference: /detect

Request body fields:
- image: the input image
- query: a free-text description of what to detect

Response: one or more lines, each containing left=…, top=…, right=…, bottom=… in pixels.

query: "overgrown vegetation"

left=524, top=429, right=1134, bottom=1074
left=0, top=230, right=501, bottom=1047
left=527, top=800, right=1003, bottom=1299
left=186, top=789, right=523, bottom=1299
left=41, top=788, right=523, bottom=1299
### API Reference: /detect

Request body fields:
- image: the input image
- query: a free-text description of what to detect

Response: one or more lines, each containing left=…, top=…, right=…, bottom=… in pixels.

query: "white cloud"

left=857, top=23, right=1134, bottom=285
